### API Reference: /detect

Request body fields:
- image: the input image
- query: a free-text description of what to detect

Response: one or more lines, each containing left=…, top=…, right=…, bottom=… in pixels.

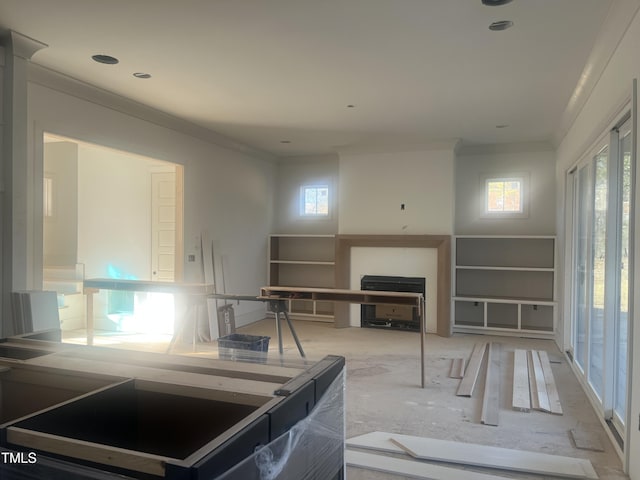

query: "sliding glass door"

left=569, top=113, right=633, bottom=442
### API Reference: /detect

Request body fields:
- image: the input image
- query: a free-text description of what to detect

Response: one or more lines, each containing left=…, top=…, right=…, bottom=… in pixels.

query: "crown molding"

left=27, top=63, right=275, bottom=162
left=554, top=0, right=640, bottom=147
left=9, top=30, right=47, bottom=60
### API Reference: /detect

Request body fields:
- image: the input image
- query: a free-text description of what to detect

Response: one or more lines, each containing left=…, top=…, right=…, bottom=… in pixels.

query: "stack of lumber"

left=346, top=431, right=598, bottom=479
left=512, top=348, right=563, bottom=414
left=11, top=290, right=60, bottom=335
left=451, top=344, right=563, bottom=426
left=454, top=342, right=501, bottom=426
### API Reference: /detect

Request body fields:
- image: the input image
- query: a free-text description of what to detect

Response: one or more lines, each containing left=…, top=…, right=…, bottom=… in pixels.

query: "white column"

left=1, top=31, right=47, bottom=336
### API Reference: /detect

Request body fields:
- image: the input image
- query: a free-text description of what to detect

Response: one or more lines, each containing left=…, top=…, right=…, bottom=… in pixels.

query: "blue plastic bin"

left=218, top=334, right=270, bottom=362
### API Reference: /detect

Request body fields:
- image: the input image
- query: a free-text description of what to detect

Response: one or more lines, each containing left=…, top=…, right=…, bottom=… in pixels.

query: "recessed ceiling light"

left=133, top=72, right=152, bottom=79
left=280, top=140, right=291, bottom=144
left=482, top=0, right=513, bottom=6
left=489, top=20, right=514, bottom=31
left=91, top=54, right=119, bottom=65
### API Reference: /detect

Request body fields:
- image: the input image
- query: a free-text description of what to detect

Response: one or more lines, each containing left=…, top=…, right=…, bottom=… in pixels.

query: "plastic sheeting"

left=217, top=368, right=346, bottom=480
left=0, top=368, right=345, bottom=480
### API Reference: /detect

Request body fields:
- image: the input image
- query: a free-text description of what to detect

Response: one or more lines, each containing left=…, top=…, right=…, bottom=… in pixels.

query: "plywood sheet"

left=347, top=431, right=598, bottom=479
left=570, top=428, right=605, bottom=452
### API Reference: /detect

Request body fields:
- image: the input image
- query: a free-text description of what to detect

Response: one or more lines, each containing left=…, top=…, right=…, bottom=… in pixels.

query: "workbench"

left=259, top=286, right=427, bottom=388
left=81, top=281, right=426, bottom=387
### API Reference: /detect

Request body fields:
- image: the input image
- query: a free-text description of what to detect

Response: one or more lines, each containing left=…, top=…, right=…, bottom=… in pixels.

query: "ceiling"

left=0, top=0, right=618, bottom=157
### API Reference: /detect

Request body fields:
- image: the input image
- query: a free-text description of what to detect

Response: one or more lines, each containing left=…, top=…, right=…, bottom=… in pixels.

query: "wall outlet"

left=188, top=254, right=196, bottom=262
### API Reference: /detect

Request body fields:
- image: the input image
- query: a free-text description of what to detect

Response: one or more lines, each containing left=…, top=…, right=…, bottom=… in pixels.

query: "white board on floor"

left=346, top=450, right=511, bottom=480
left=449, top=358, right=465, bottom=378
left=481, top=342, right=500, bottom=426
left=346, top=431, right=598, bottom=479
left=512, top=349, right=531, bottom=411
left=538, top=350, right=563, bottom=414
left=456, top=342, right=487, bottom=396
left=531, top=348, right=551, bottom=412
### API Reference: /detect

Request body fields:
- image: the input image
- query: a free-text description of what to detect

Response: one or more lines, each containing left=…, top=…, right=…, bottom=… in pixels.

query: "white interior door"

left=151, top=171, right=176, bottom=282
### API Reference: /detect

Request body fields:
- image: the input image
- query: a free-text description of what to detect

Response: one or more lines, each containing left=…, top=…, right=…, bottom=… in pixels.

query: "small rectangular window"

left=300, top=185, right=329, bottom=217
left=486, top=177, right=523, bottom=213
left=480, top=173, right=529, bottom=219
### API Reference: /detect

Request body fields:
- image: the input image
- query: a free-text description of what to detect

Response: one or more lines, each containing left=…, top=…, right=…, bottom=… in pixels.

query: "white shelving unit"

left=453, top=236, right=556, bottom=337
left=268, top=234, right=336, bottom=322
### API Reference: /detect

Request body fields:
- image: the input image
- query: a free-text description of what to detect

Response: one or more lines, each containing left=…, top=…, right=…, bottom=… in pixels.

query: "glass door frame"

left=567, top=108, right=634, bottom=449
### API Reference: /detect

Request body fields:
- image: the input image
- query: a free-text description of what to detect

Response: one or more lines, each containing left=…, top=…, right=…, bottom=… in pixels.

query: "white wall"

left=76, top=143, right=156, bottom=280
left=338, top=148, right=455, bottom=235
left=274, top=154, right=339, bottom=234
left=455, top=147, right=556, bottom=235
left=43, top=141, right=78, bottom=266
left=555, top=7, right=640, bottom=477
left=337, top=147, right=454, bottom=332
left=27, top=74, right=276, bottom=328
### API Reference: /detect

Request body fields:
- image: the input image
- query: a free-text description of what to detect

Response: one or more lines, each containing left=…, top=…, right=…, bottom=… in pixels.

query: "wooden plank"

left=25, top=354, right=278, bottom=406
left=530, top=349, right=551, bottom=412
left=57, top=346, right=301, bottom=383
left=481, top=342, right=500, bottom=426
left=537, top=350, right=563, bottom=414
left=449, top=358, right=465, bottom=378
left=7, top=427, right=168, bottom=476
left=345, top=450, right=511, bottom=480
left=527, top=350, right=540, bottom=410
left=456, top=342, right=487, bottom=396
left=512, top=349, right=531, bottom=411
left=260, top=285, right=422, bottom=305
left=345, top=432, right=598, bottom=479
left=346, top=431, right=406, bottom=454
left=389, top=434, right=598, bottom=479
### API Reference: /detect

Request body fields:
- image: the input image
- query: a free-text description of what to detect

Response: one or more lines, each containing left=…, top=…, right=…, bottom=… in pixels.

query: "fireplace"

left=360, top=275, right=425, bottom=331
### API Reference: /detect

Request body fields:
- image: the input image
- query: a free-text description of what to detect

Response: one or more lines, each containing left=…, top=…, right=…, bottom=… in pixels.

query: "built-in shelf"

left=453, top=236, right=556, bottom=337
left=268, top=234, right=336, bottom=322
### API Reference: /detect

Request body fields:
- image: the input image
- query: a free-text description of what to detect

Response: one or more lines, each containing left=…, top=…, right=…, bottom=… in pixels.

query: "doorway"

left=42, top=133, right=184, bottom=335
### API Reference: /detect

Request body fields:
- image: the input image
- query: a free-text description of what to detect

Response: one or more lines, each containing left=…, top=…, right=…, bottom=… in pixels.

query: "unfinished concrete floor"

left=237, top=318, right=627, bottom=480
left=68, top=319, right=628, bottom=480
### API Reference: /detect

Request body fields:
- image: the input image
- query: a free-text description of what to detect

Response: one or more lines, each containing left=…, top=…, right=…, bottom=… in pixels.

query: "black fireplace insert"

left=360, top=275, right=425, bottom=332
